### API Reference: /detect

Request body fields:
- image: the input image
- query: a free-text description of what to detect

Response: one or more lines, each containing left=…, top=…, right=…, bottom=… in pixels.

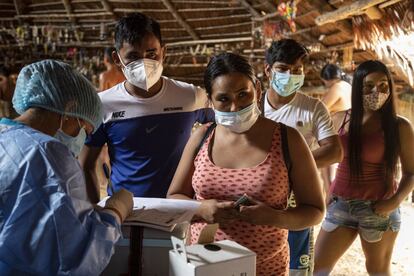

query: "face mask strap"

left=76, top=117, right=86, bottom=134
left=117, top=52, right=127, bottom=68
left=58, top=114, right=66, bottom=131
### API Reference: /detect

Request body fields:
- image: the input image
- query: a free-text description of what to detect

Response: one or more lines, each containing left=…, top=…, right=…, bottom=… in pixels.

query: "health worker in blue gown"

left=0, top=60, right=133, bottom=276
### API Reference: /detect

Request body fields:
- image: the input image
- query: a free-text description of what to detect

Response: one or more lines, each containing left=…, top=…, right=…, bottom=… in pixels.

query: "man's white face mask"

left=118, top=53, right=163, bottom=91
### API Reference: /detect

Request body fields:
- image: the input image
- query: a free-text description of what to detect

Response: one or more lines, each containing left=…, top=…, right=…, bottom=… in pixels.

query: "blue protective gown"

left=0, top=118, right=121, bottom=275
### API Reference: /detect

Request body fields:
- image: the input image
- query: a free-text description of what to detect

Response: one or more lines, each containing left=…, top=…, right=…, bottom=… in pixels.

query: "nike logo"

left=112, top=111, right=126, bottom=119
left=145, top=125, right=158, bottom=134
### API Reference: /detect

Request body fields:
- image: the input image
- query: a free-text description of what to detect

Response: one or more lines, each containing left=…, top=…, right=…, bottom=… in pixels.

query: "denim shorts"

left=321, top=196, right=401, bottom=243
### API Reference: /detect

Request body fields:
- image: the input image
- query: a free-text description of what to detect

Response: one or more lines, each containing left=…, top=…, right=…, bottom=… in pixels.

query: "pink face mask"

left=362, top=87, right=390, bottom=111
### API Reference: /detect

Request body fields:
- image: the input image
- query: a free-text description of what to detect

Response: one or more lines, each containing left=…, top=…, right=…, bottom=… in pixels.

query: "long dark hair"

left=348, top=60, right=399, bottom=187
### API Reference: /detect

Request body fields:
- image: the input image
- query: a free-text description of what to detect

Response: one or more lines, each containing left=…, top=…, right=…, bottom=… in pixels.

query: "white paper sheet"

left=98, top=197, right=200, bottom=232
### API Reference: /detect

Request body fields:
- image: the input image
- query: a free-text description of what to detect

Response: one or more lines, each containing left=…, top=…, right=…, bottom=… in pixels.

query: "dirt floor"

left=314, top=200, right=414, bottom=276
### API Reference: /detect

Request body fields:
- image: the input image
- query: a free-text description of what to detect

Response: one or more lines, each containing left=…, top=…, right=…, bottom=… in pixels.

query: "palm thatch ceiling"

left=0, top=0, right=413, bottom=89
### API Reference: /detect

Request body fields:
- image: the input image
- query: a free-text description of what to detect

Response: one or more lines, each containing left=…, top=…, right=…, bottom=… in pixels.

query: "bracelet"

left=103, top=206, right=123, bottom=222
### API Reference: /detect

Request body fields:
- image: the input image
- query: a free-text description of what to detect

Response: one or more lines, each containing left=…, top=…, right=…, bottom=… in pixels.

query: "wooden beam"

left=13, top=0, right=24, bottom=24
left=61, top=0, right=85, bottom=43
left=62, top=0, right=77, bottom=24
left=200, top=31, right=251, bottom=39
left=163, top=36, right=192, bottom=42
left=194, top=22, right=251, bottom=31
left=101, top=0, right=116, bottom=18
left=365, top=6, right=383, bottom=20
left=313, top=0, right=354, bottom=36
left=160, top=0, right=200, bottom=40
left=170, top=1, right=231, bottom=4
left=72, top=8, right=106, bottom=13
left=71, top=0, right=100, bottom=3
left=243, top=48, right=265, bottom=54
left=315, top=0, right=388, bottom=25
left=0, top=9, right=17, bottom=13
left=27, top=1, right=61, bottom=8
left=253, top=10, right=280, bottom=21
left=336, top=21, right=354, bottom=36
left=295, top=9, right=320, bottom=21
left=30, top=10, right=66, bottom=14
left=187, top=14, right=250, bottom=22
left=16, top=12, right=113, bottom=18
left=109, top=0, right=161, bottom=2
left=317, top=41, right=355, bottom=53
left=378, top=0, right=404, bottom=9
left=320, top=30, right=342, bottom=43
left=259, top=0, right=277, bottom=11
left=0, top=42, right=112, bottom=49
left=78, top=18, right=115, bottom=23
left=284, top=26, right=317, bottom=37
left=178, top=7, right=246, bottom=12
left=1, top=23, right=114, bottom=31
left=167, top=36, right=252, bottom=47
left=0, top=3, right=15, bottom=7
left=162, top=28, right=186, bottom=32
left=238, top=0, right=260, bottom=18
left=113, top=8, right=169, bottom=13
left=329, top=0, right=346, bottom=6
left=0, top=17, right=17, bottom=21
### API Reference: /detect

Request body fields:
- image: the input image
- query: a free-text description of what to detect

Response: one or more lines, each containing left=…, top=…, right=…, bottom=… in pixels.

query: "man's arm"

left=312, top=134, right=343, bottom=168
left=312, top=100, right=344, bottom=168
left=194, top=87, right=214, bottom=123
left=79, top=145, right=103, bottom=203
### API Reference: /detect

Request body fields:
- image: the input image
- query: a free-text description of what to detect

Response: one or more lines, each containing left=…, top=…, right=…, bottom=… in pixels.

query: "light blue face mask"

left=54, top=118, right=87, bottom=157
left=270, top=70, right=305, bottom=97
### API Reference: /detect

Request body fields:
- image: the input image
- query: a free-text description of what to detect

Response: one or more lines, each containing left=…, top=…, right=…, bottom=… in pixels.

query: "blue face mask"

left=54, top=118, right=87, bottom=157
left=270, top=70, right=305, bottom=97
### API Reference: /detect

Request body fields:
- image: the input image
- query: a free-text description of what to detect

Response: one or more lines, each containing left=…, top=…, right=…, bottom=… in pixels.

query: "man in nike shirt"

left=79, top=13, right=213, bottom=202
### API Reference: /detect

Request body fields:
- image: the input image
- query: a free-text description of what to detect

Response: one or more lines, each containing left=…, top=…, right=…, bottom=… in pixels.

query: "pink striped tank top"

left=191, top=124, right=290, bottom=276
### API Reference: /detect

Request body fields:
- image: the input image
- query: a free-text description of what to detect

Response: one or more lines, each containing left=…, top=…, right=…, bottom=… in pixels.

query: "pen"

left=102, top=163, right=115, bottom=195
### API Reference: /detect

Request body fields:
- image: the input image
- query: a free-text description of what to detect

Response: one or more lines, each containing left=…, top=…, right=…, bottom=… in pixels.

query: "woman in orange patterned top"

left=167, top=53, right=325, bottom=276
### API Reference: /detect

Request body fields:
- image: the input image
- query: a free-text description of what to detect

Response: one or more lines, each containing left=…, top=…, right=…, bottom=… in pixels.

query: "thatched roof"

left=0, top=0, right=413, bottom=89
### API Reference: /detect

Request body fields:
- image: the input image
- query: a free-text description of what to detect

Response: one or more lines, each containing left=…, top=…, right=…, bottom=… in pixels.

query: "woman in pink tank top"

left=167, top=53, right=325, bottom=275
left=315, top=60, right=414, bottom=276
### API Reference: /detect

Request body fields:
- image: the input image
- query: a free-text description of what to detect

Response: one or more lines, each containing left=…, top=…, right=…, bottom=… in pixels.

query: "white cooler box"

left=169, top=237, right=256, bottom=276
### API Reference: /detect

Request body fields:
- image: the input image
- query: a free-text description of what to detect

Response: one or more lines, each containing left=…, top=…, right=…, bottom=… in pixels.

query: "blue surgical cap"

left=13, top=60, right=103, bottom=132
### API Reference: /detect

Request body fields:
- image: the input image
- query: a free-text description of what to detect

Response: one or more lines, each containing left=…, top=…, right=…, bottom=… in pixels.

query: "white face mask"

left=54, top=117, right=86, bottom=157
left=363, top=87, right=390, bottom=111
left=214, top=102, right=261, bottom=133
left=118, top=54, right=163, bottom=91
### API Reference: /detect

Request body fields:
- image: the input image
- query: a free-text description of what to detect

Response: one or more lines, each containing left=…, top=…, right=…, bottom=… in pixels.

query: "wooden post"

left=238, top=0, right=260, bottom=18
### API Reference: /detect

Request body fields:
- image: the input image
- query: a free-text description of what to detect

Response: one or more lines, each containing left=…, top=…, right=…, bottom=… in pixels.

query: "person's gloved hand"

left=104, top=189, right=133, bottom=223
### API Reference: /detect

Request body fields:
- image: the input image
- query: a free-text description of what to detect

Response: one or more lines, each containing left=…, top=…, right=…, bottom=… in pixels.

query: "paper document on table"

left=98, top=197, right=200, bottom=232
